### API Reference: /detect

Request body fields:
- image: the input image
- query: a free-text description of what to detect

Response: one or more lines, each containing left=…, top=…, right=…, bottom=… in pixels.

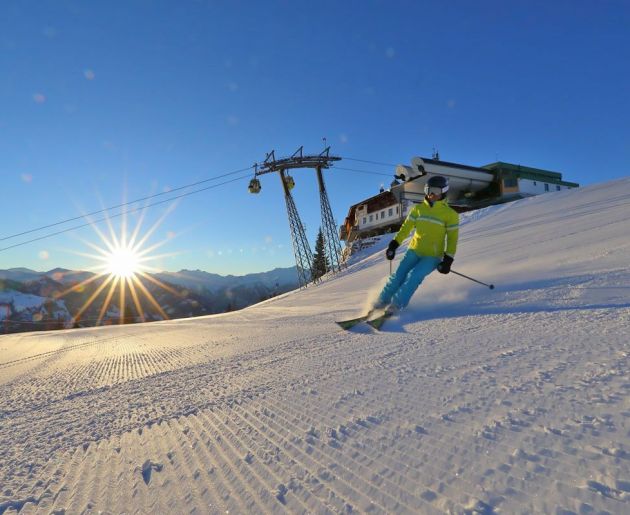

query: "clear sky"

left=1, top=0, right=628, bottom=275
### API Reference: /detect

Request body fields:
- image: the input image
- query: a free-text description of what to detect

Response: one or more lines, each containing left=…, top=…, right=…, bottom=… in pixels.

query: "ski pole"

left=451, top=270, right=495, bottom=290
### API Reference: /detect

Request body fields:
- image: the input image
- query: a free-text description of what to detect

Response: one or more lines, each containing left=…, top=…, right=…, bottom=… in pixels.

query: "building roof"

left=482, top=161, right=579, bottom=187
left=343, top=190, right=398, bottom=229
left=352, top=190, right=398, bottom=213
left=420, top=157, right=492, bottom=174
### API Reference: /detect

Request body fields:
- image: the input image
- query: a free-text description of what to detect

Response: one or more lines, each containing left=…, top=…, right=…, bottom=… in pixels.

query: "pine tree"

left=312, top=228, right=329, bottom=282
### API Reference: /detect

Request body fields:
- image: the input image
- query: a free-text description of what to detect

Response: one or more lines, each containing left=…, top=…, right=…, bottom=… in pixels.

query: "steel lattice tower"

left=252, top=147, right=342, bottom=288
left=279, top=169, right=315, bottom=288
left=316, top=167, right=343, bottom=273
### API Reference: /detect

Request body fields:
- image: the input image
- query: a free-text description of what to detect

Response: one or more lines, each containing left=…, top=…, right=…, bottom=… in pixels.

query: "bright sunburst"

left=57, top=197, right=181, bottom=327
left=105, top=245, right=141, bottom=278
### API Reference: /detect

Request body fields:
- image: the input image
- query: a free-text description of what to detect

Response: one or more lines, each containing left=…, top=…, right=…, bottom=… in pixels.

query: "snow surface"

left=0, top=291, right=49, bottom=318
left=1, top=179, right=629, bottom=514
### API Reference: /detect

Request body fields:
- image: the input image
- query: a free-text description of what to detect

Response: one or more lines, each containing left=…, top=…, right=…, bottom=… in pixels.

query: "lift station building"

left=340, top=156, right=579, bottom=244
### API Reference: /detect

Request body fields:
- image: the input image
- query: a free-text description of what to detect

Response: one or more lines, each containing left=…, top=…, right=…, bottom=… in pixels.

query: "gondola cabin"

left=248, top=178, right=261, bottom=194
left=284, top=175, right=295, bottom=190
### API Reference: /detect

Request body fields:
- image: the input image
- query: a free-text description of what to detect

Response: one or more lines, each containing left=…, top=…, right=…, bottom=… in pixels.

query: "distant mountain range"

left=0, top=267, right=94, bottom=284
left=155, top=268, right=299, bottom=294
left=0, top=266, right=299, bottom=334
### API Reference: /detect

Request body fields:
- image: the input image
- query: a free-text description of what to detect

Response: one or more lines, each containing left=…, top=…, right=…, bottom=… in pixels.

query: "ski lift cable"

left=340, top=157, right=399, bottom=168
left=0, top=173, right=252, bottom=253
left=1, top=165, right=254, bottom=242
left=0, top=154, right=398, bottom=253
left=333, top=166, right=394, bottom=177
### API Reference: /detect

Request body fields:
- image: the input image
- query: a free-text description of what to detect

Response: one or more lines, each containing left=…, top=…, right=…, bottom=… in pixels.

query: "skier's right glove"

left=385, top=240, right=400, bottom=260
left=437, top=254, right=454, bottom=274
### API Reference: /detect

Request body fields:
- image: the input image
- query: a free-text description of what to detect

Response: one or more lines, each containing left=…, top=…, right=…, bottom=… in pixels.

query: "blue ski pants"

left=377, top=251, right=440, bottom=309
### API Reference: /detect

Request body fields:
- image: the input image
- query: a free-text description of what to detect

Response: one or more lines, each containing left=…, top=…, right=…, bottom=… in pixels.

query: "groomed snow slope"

left=1, top=179, right=629, bottom=514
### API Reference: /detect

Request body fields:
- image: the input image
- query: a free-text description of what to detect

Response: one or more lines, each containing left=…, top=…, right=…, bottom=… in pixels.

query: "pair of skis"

left=336, top=309, right=396, bottom=331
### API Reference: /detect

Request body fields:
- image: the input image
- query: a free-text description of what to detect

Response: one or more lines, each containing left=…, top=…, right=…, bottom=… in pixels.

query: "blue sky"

left=1, top=0, right=628, bottom=275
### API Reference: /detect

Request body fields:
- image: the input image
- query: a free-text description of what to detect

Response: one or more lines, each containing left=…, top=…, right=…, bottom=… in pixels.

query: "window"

left=388, top=208, right=393, bottom=216
left=503, top=176, right=518, bottom=188
left=396, top=206, right=399, bottom=213
left=380, top=212, right=385, bottom=219
left=533, top=181, right=537, bottom=186
left=556, top=185, right=561, bottom=191
left=544, top=184, right=549, bottom=192
left=369, top=214, right=373, bottom=222
left=362, top=217, right=366, bottom=225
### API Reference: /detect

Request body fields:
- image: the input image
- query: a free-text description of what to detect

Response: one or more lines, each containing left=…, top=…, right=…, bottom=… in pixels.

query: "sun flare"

left=106, top=246, right=141, bottom=278
left=59, top=197, right=181, bottom=326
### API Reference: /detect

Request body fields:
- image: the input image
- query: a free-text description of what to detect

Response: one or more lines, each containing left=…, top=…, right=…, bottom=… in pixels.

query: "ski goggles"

left=424, top=185, right=448, bottom=196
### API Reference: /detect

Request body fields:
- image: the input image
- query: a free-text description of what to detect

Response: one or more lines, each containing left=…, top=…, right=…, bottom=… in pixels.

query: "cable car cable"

left=1, top=155, right=399, bottom=253
left=0, top=173, right=251, bottom=253
left=0, top=165, right=253, bottom=242
left=333, top=166, right=394, bottom=177
left=340, top=157, right=398, bottom=168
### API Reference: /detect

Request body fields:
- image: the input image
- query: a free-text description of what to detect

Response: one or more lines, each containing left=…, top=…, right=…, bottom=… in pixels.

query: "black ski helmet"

left=424, top=175, right=449, bottom=197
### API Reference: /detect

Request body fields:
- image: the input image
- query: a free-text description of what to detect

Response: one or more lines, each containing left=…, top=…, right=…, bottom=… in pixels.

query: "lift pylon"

left=316, top=166, right=343, bottom=273
left=252, top=147, right=343, bottom=288
left=279, top=169, right=314, bottom=288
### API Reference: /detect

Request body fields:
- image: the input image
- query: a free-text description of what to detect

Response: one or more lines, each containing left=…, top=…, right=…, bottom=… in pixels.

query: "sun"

left=58, top=198, right=182, bottom=326
left=106, top=245, right=141, bottom=278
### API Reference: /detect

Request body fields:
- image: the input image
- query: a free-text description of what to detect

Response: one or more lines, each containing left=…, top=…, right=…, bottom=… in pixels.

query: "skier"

left=373, top=175, right=459, bottom=315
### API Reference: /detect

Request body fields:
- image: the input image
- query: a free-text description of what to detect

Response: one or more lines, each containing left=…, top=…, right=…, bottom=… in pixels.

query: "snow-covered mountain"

left=1, top=178, right=629, bottom=514
left=155, top=266, right=298, bottom=294
left=0, top=267, right=94, bottom=285
left=0, top=267, right=44, bottom=283
left=0, top=266, right=299, bottom=333
left=0, top=289, right=70, bottom=322
left=0, top=266, right=298, bottom=292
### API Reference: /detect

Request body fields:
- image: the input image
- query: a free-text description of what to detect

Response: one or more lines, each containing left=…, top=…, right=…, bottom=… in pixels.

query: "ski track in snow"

left=1, top=179, right=630, bottom=514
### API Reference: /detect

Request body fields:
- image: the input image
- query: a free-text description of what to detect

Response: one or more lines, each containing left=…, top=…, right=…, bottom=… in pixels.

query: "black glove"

left=385, top=240, right=400, bottom=260
left=437, top=254, right=454, bottom=274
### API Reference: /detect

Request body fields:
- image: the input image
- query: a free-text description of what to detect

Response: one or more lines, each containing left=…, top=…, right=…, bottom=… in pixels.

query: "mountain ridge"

left=0, top=266, right=299, bottom=332
left=0, top=265, right=297, bottom=286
